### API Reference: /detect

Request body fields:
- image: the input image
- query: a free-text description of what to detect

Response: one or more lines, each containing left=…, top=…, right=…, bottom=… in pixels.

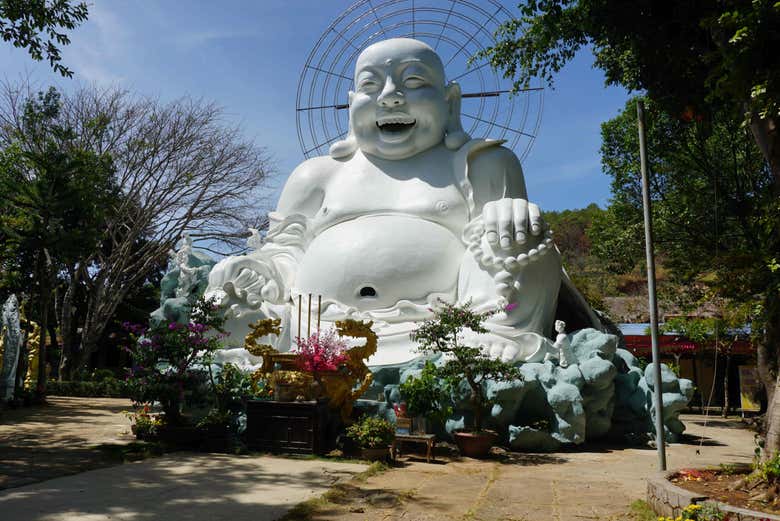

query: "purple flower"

left=187, top=323, right=208, bottom=334
left=168, top=322, right=179, bottom=330
left=504, top=302, right=518, bottom=312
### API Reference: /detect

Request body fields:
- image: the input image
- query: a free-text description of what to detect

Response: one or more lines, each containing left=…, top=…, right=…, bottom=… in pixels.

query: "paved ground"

left=0, top=396, right=135, bottom=490
left=0, top=398, right=758, bottom=521
left=306, top=415, right=757, bottom=521
left=0, top=453, right=367, bottom=521
left=0, top=397, right=367, bottom=521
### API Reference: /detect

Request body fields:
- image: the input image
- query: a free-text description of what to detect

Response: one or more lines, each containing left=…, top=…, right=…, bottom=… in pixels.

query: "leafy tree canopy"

left=480, top=0, right=779, bottom=120
left=0, top=0, right=88, bottom=77
left=591, top=96, right=777, bottom=299
left=0, top=87, right=118, bottom=293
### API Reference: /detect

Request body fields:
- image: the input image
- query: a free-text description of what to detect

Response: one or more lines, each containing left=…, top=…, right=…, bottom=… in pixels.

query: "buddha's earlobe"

left=330, top=91, right=358, bottom=158
left=444, top=81, right=470, bottom=150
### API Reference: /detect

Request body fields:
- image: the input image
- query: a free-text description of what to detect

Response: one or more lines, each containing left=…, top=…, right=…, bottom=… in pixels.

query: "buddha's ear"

left=330, top=90, right=358, bottom=159
left=444, top=81, right=470, bottom=150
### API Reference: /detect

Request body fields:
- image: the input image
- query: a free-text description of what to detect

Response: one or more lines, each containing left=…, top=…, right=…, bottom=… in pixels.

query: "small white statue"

left=552, top=320, right=577, bottom=368
left=206, top=38, right=571, bottom=366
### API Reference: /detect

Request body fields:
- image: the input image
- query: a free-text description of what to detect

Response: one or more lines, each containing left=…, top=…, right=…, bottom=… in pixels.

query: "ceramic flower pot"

left=360, top=446, right=391, bottom=461
left=453, top=430, right=497, bottom=459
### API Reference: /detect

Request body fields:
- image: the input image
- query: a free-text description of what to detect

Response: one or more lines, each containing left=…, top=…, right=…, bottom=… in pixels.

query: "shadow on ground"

left=0, top=396, right=134, bottom=491
left=0, top=454, right=365, bottom=521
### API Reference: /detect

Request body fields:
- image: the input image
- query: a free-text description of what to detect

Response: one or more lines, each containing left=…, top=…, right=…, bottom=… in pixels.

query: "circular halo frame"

left=295, top=0, right=544, bottom=162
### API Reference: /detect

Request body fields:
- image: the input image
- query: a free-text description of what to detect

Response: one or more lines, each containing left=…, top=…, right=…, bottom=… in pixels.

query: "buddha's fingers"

left=512, top=198, right=528, bottom=244
left=528, top=202, right=542, bottom=236
left=483, top=202, right=499, bottom=245
left=496, top=198, right=514, bottom=249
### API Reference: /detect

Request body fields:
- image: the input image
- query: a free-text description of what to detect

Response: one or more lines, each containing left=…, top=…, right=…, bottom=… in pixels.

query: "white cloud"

left=62, top=2, right=131, bottom=85
left=170, top=29, right=259, bottom=53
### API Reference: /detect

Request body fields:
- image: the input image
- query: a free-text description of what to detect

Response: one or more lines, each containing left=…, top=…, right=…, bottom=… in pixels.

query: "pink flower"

left=294, top=330, right=349, bottom=373
left=504, top=302, right=518, bottom=312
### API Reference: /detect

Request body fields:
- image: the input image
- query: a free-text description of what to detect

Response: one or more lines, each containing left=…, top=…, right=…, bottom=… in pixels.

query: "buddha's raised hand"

left=481, top=198, right=544, bottom=250
left=204, top=256, right=285, bottom=310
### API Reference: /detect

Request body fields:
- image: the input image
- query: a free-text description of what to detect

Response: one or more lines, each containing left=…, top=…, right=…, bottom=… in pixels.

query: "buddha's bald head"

left=354, top=38, right=446, bottom=88
left=329, top=38, right=468, bottom=160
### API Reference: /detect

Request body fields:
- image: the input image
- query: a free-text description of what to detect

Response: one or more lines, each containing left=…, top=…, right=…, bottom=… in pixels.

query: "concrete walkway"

left=0, top=453, right=366, bottom=521
left=0, top=396, right=135, bottom=489
left=308, top=415, right=756, bottom=521
left=0, top=398, right=758, bottom=521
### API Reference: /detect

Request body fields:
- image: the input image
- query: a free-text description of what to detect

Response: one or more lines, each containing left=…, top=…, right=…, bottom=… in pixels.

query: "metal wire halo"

left=295, top=0, right=544, bottom=162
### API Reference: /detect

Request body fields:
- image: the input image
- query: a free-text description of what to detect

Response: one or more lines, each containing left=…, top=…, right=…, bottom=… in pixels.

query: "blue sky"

left=0, top=0, right=631, bottom=212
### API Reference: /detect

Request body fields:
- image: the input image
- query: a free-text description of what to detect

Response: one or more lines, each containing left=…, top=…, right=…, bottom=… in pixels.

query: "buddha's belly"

left=295, top=215, right=464, bottom=311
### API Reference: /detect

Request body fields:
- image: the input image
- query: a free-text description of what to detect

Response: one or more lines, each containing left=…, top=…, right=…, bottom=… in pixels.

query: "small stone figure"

left=150, top=234, right=216, bottom=325
left=553, top=320, right=577, bottom=368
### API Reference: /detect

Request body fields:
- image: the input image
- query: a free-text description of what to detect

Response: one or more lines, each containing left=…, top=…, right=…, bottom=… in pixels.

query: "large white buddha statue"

left=206, top=38, right=596, bottom=367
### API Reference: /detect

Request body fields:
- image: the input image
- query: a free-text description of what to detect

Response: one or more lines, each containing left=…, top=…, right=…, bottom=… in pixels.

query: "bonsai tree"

left=411, top=301, right=521, bottom=433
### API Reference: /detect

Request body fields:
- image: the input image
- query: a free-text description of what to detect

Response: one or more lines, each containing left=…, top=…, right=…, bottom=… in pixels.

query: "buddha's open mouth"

left=376, top=116, right=416, bottom=135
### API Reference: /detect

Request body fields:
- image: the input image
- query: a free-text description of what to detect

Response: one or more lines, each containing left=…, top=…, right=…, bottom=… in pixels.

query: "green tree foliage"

left=592, top=97, right=780, bottom=447
left=399, top=360, right=453, bottom=424
left=592, top=97, right=777, bottom=302
left=0, top=0, right=88, bottom=77
left=0, top=87, right=117, bottom=394
left=478, top=0, right=780, bottom=182
left=543, top=204, right=610, bottom=310
left=0, top=83, right=272, bottom=381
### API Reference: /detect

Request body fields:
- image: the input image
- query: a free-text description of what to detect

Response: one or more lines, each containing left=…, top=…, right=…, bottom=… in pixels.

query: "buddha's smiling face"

left=349, top=39, right=450, bottom=160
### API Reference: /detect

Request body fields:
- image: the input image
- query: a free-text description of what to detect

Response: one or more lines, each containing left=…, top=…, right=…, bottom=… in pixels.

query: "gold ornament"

left=23, top=320, right=41, bottom=389
left=242, top=317, right=377, bottom=420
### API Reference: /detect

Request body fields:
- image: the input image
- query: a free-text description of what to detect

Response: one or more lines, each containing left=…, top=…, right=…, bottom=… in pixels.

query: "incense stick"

left=317, top=294, right=322, bottom=331
left=307, top=293, right=312, bottom=337
left=297, top=294, right=302, bottom=340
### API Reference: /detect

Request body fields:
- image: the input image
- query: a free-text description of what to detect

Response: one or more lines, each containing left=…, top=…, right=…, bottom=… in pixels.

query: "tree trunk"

left=749, top=114, right=780, bottom=191
left=761, top=292, right=780, bottom=459
left=58, top=275, right=77, bottom=381
left=67, top=274, right=138, bottom=377
left=35, top=251, right=51, bottom=398
left=469, top=381, right=483, bottom=432
left=722, top=352, right=731, bottom=418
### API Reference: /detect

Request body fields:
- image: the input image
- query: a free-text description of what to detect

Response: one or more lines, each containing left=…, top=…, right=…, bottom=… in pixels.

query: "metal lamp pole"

left=637, top=100, right=667, bottom=471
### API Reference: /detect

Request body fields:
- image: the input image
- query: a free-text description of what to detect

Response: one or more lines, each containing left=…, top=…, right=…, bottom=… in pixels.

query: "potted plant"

left=411, top=300, right=521, bottom=458
left=126, top=404, right=162, bottom=441
left=399, top=360, right=453, bottom=433
left=346, top=415, right=395, bottom=461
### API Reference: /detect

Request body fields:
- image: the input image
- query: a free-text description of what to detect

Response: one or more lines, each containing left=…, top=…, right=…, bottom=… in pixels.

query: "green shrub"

left=90, top=368, right=117, bottom=382
left=124, top=297, right=227, bottom=423
left=212, top=363, right=253, bottom=412
left=346, top=416, right=395, bottom=449
left=754, top=450, right=780, bottom=483
left=399, top=360, right=452, bottom=424
left=47, top=378, right=131, bottom=398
